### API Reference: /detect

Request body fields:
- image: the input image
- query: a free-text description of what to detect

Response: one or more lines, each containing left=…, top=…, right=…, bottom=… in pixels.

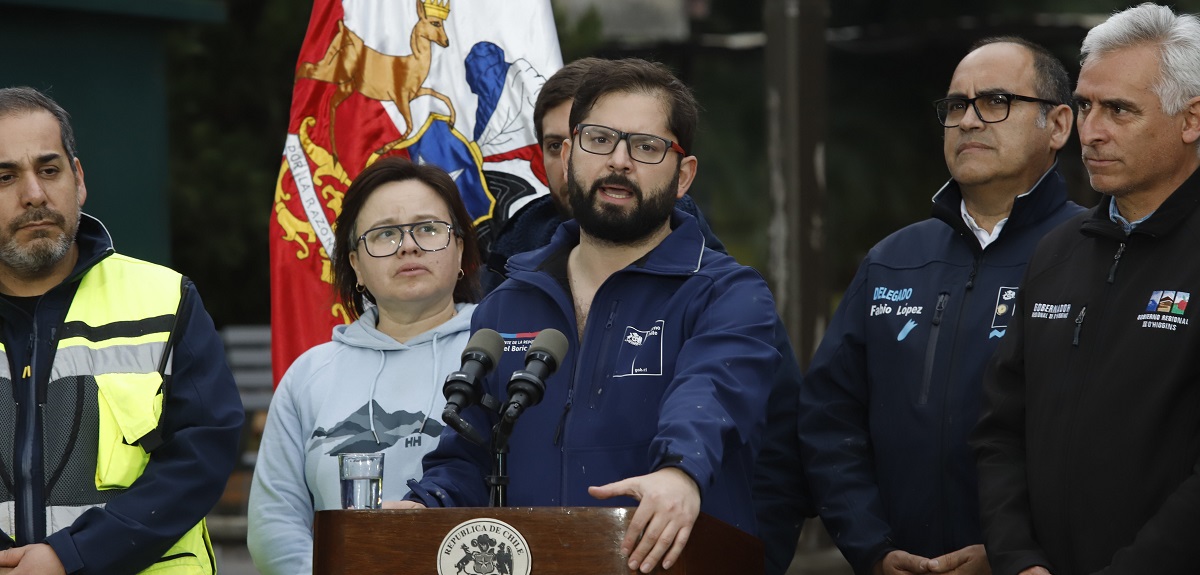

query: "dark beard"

left=567, top=166, right=678, bottom=245
left=0, top=206, right=77, bottom=276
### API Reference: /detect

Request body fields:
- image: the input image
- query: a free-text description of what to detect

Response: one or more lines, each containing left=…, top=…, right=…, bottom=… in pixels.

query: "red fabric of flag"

left=270, top=0, right=562, bottom=385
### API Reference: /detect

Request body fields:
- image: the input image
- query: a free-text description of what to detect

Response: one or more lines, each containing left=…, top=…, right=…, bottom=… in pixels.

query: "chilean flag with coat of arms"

left=269, top=0, right=563, bottom=384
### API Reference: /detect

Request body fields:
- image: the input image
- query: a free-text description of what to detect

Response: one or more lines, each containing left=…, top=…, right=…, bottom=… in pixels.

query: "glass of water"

left=338, top=452, right=384, bottom=509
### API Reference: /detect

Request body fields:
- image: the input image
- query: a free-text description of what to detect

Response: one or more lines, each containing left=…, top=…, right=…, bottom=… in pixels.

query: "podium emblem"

left=438, top=518, right=532, bottom=575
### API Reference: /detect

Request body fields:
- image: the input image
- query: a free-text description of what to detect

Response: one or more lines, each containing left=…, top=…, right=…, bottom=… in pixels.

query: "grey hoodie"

left=247, top=303, right=475, bottom=574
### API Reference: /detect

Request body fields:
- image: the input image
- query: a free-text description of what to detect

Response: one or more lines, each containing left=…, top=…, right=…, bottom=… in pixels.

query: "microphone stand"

left=488, top=417, right=516, bottom=507
left=443, top=392, right=500, bottom=447
left=484, top=328, right=565, bottom=508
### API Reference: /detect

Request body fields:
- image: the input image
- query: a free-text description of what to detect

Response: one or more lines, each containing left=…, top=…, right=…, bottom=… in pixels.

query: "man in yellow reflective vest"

left=0, top=87, right=244, bottom=574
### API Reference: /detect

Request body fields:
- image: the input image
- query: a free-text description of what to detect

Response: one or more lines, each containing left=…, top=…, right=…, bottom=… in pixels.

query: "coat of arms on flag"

left=270, top=0, right=562, bottom=383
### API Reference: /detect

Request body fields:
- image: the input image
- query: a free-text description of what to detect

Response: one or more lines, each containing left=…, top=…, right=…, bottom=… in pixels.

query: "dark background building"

left=0, top=0, right=225, bottom=264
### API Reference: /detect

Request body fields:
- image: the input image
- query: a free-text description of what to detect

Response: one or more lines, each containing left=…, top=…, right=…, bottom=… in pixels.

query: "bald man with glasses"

left=799, top=37, right=1082, bottom=575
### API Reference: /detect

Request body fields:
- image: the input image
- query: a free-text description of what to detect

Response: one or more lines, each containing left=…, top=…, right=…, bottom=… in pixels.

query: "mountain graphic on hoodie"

left=313, top=400, right=445, bottom=455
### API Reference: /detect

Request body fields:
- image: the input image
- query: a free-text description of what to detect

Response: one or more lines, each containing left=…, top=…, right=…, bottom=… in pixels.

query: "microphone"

left=502, top=328, right=569, bottom=424
left=442, top=329, right=504, bottom=444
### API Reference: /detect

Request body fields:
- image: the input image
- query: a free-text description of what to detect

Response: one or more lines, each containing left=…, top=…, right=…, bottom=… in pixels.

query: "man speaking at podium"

left=397, top=58, right=781, bottom=573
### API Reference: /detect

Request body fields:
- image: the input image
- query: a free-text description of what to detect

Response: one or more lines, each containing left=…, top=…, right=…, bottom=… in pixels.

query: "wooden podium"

left=313, top=507, right=763, bottom=574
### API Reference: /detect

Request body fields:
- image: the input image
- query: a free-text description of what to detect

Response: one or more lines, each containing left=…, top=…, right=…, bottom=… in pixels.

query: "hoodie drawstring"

left=368, top=349, right=386, bottom=444
left=419, top=332, right=441, bottom=435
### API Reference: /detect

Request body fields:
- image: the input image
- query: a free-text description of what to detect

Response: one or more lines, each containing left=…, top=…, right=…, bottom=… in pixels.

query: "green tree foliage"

left=555, top=3, right=605, bottom=62
left=686, top=38, right=769, bottom=268
left=166, top=0, right=311, bottom=326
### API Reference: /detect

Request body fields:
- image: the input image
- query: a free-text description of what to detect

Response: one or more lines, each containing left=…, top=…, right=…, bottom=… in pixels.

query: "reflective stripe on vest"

left=0, top=254, right=215, bottom=574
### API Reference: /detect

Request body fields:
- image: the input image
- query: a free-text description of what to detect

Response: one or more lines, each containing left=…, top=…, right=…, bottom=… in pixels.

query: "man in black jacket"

left=801, top=38, right=1080, bottom=575
left=973, top=5, right=1200, bottom=575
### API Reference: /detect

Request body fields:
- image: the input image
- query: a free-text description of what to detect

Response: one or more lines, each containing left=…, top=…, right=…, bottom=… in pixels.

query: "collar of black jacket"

left=1081, top=166, right=1200, bottom=241
left=931, top=163, right=1069, bottom=244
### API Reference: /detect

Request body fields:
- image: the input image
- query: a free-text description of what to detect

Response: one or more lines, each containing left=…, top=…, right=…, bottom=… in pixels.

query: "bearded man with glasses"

left=799, top=37, right=1082, bottom=575
left=475, top=57, right=812, bottom=575
left=400, top=58, right=781, bottom=574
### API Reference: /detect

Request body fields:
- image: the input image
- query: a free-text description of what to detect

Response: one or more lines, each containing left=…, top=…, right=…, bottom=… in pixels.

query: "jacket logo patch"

left=1146, top=290, right=1189, bottom=315
left=613, top=320, right=664, bottom=378
left=1139, top=290, right=1190, bottom=331
left=992, top=287, right=1019, bottom=329
left=896, top=319, right=917, bottom=341
left=499, top=331, right=540, bottom=353
left=1031, top=302, right=1071, bottom=319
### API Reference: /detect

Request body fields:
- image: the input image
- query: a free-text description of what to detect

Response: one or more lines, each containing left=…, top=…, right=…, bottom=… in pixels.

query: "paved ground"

left=214, top=543, right=258, bottom=575
left=787, top=520, right=854, bottom=575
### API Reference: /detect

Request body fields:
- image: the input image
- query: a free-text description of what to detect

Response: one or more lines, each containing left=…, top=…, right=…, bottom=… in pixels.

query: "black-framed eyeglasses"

left=356, top=220, right=457, bottom=257
left=933, top=93, right=1061, bottom=128
left=573, top=124, right=687, bottom=165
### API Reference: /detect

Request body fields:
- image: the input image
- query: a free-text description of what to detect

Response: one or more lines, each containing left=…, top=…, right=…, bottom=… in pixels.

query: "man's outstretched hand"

left=589, top=467, right=701, bottom=573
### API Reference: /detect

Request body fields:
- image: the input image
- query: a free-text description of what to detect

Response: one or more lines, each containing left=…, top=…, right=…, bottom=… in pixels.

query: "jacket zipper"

left=937, top=255, right=980, bottom=546
left=1072, top=306, right=1087, bottom=346
left=17, top=326, right=40, bottom=544
left=588, top=301, right=619, bottom=409
left=919, top=292, right=950, bottom=404
left=1107, top=242, right=1125, bottom=284
left=554, top=323, right=587, bottom=447
left=1063, top=301, right=1093, bottom=565
left=554, top=322, right=582, bottom=503
left=555, top=299, right=617, bottom=444
left=553, top=389, right=573, bottom=446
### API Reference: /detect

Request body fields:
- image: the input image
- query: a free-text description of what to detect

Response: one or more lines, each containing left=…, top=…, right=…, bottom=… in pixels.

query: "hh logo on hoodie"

left=613, top=320, right=664, bottom=378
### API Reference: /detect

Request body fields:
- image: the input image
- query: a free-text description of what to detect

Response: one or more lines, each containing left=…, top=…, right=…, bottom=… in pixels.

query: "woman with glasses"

left=248, top=157, right=481, bottom=574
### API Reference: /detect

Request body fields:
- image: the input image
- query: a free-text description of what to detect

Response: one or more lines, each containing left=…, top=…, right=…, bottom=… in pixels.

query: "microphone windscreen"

left=528, top=328, right=569, bottom=365
left=464, top=328, right=505, bottom=364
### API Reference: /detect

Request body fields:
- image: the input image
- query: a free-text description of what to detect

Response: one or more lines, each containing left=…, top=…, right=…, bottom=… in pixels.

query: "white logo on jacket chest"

left=991, top=287, right=1019, bottom=336
left=614, top=320, right=664, bottom=377
left=1140, top=290, right=1191, bottom=331
left=1031, top=302, right=1071, bottom=319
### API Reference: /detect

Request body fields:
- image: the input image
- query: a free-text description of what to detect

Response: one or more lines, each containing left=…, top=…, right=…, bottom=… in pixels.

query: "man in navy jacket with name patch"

left=799, top=38, right=1082, bottom=575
